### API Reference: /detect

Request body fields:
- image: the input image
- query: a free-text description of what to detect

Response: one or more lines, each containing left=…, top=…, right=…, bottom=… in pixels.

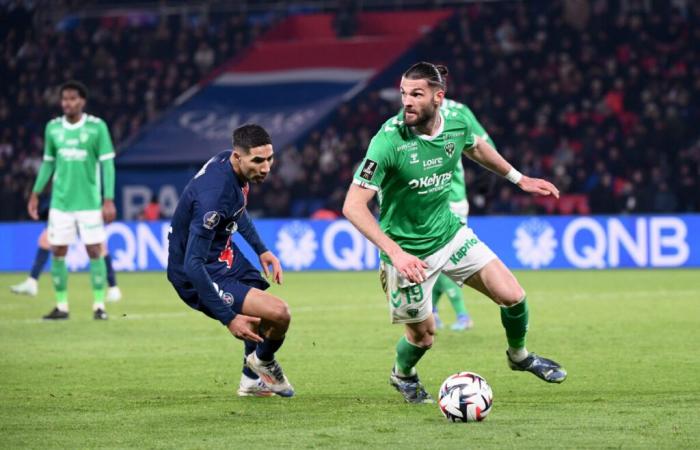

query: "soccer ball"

left=438, top=372, right=493, bottom=422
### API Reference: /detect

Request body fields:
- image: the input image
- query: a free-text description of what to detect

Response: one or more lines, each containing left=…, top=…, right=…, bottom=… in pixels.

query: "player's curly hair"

left=60, top=80, right=88, bottom=99
left=233, top=124, right=272, bottom=152
left=403, top=61, right=448, bottom=91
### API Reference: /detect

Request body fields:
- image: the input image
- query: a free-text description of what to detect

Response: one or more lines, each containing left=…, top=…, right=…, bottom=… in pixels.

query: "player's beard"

left=404, top=103, right=438, bottom=130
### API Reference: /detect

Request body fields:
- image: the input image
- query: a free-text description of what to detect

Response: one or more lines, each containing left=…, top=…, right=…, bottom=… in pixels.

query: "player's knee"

left=501, top=287, right=526, bottom=307
left=416, top=334, right=434, bottom=349
left=86, top=245, right=102, bottom=259
left=410, top=327, right=435, bottom=348
left=52, top=246, right=68, bottom=257
left=270, top=301, right=291, bottom=326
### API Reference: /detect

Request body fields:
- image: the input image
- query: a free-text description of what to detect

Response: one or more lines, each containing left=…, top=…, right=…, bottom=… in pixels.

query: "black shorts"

left=168, top=257, right=269, bottom=322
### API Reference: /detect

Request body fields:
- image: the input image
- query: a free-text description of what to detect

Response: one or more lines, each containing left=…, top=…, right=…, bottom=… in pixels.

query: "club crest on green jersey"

left=444, top=142, right=456, bottom=157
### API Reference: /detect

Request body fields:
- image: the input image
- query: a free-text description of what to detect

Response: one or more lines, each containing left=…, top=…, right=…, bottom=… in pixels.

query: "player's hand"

left=27, top=193, right=39, bottom=220
left=389, top=249, right=428, bottom=284
left=259, top=251, right=283, bottom=285
left=517, top=176, right=560, bottom=199
left=227, top=315, right=263, bottom=342
left=102, top=199, right=117, bottom=223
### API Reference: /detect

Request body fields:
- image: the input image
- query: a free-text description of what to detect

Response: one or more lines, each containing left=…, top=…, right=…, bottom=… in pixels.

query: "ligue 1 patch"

left=221, top=292, right=234, bottom=306
left=360, top=159, right=378, bottom=180
left=444, top=142, right=456, bottom=157
left=225, top=221, right=238, bottom=234
left=203, top=211, right=220, bottom=230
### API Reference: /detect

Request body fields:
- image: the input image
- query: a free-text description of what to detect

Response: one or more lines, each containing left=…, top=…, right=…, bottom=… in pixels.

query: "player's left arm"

left=97, top=120, right=117, bottom=222
left=237, top=211, right=282, bottom=285
left=464, top=136, right=560, bottom=198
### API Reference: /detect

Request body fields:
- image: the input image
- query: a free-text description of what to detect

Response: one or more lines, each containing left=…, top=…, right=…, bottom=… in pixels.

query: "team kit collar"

left=62, top=113, right=87, bottom=129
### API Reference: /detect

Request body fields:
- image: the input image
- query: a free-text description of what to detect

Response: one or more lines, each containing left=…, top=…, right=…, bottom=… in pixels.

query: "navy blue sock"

left=256, top=336, right=285, bottom=362
left=104, top=254, right=116, bottom=287
left=242, top=340, right=258, bottom=378
left=29, top=248, right=50, bottom=280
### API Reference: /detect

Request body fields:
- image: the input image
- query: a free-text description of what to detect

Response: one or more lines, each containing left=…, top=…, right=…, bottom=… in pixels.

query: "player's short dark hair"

left=403, top=62, right=448, bottom=91
left=60, top=80, right=88, bottom=99
left=232, top=124, right=272, bottom=152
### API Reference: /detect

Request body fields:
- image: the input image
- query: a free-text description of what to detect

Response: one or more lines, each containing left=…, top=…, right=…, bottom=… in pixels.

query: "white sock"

left=393, top=365, right=417, bottom=378
left=27, top=278, right=38, bottom=287
left=508, top=347, right=529, bottom=363
left=56, top=303, right=69, bottom=313
left=93, top=303, right=105, bottom=311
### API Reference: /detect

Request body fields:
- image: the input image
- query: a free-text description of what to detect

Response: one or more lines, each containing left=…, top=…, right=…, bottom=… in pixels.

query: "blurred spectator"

left=0, top=3, right=265, bottom=219
left=258, top=0, right=699, bottom=217
left=139, top=195, right=162, bottom=221
left=333, top=0, right=359, bottom=38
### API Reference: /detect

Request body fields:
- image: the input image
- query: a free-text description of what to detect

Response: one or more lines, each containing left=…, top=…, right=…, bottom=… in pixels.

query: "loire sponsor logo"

left=422, top=157, right=443, bottom=169
left=513, top=219, right=558, bottom=269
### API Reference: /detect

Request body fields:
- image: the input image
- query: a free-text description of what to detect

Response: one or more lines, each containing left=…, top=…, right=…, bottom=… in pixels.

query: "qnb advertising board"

left=0, top=216, right=698, bottom=272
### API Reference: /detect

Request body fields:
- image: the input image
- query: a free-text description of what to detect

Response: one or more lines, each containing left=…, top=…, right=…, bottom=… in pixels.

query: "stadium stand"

left=0, top=2, right=269, bottom=219
left=1, top=1, right=698, bottom=220
left=257, top=1, right=699, bottom=217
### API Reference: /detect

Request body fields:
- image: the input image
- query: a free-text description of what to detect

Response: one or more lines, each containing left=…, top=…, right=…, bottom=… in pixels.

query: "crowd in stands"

left=254, top=0, right=700, bottom=217
left=0, top=2, right=265, bottom=220
left=1, top=0, right=698, bottom=220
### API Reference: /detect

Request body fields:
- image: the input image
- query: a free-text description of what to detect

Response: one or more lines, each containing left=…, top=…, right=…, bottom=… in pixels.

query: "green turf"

left=1, top=270, right=699, bottom=449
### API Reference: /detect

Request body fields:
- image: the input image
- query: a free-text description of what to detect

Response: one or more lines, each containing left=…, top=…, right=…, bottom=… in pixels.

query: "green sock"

left=51, top=257, right=68, bottom=307
left=89, top=258, right=107, bottom=304
left=395, top=336, right=428, bottom=377
left=500, top=297, right=529, bottom=350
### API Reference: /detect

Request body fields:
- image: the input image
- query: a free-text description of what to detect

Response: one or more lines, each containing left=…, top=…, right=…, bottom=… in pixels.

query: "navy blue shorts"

left=168, top=256, right=269, bottom=322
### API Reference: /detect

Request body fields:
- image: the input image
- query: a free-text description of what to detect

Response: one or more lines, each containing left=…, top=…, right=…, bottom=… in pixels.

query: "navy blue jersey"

left=167, top=150, right=268, bottom=325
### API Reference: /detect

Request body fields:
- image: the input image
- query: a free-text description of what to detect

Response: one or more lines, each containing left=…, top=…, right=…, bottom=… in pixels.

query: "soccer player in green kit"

left=343, top=62, right=566, bottom=403
left=28, top=81, right=116, bottom=321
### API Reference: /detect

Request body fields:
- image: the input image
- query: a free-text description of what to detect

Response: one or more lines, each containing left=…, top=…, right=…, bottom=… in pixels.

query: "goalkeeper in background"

left=28, top=80, right=116, bottom=320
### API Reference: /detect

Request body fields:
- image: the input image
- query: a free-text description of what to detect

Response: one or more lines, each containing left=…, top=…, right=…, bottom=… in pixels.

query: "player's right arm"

left=28, top=123, right=57, bottom=219
left=343, top=134, right=427, bottom=283
left=184, top=196, right=262, bottom=341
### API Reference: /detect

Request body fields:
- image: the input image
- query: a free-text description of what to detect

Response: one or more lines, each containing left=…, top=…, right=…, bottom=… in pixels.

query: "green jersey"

left=353, top=99, right=477, bottom=260
left=446, top=101, right=495, bottom=204
left=40, top=114, right=115, bottom=211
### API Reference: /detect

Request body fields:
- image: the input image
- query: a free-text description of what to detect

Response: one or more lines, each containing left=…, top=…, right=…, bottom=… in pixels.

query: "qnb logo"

left=513, top=218, right=558, bottom=269
left=276, top=221, right=318, bottom=271
left=408, top=172, right=452, bottom=190
left=562, top=217, right=689, bottom=268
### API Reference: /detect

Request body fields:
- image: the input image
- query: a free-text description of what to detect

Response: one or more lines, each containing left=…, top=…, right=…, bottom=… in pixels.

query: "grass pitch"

left=1, top=270, right=699, bottom=449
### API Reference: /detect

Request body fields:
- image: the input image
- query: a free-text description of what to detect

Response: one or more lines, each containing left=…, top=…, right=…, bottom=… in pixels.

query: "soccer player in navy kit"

left=167, top=124, right=294, bottom=397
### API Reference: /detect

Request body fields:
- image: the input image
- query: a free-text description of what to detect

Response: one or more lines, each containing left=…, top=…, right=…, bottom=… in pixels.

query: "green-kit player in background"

left=344, top=62, right=567, bottom=403
left=28, top=81, right=117, bottom=320
left=432, top=102, right=494, bottom=332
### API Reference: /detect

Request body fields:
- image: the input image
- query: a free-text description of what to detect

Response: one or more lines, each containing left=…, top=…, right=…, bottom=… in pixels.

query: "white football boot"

left=10, top=278, right=38, bottom=296
left=245, top=353, right=295, bottom=397
left=237, top=373, right=274, bottom=397
left=106, top=286, right=122, bottom=302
